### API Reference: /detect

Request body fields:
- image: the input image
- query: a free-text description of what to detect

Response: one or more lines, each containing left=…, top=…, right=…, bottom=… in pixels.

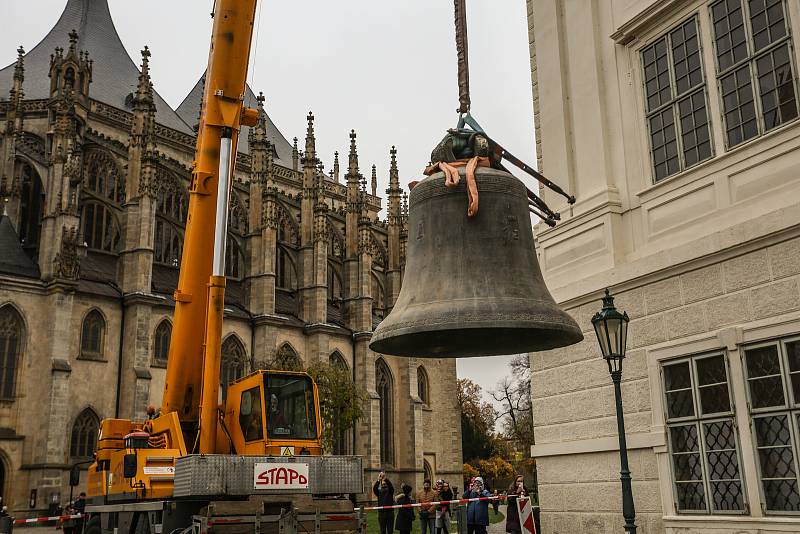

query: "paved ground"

left=487, top=505, right=507, bottom=534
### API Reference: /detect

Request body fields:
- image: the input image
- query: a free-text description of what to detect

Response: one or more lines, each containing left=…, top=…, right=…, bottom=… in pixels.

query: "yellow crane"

left=82, top=3, right=363, bottom=534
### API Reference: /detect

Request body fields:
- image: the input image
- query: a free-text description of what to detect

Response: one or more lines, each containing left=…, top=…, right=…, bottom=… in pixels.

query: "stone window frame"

left=628, top=0, right=800, bottom=191
left=376, top=357, right=395, bottom=467
left=69, top=407, right=100, bottom=460
left=79, top=308, right=106, bottom=361
left=709, top=0, right=799, bottom=149
left=648, top=313, right=800, bottom=526
left=660, top=352, right=748, bottom=514
left=81, top=150, right=124, bottom=254
left=221, top=334, right=248, bottom=402
left=741, top=335, right=800, bottom=514
left=151, top=319, right=172, bottom=368
left=417, top=365, right=430, bottom=406
left=640, top=13, right=715, bottom=182
left=0, top=304, right=25, bottom=402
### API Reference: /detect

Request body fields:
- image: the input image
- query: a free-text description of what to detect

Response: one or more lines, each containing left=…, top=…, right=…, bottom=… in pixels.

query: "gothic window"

left=229, top=194, right=247, bottom=235
left=330, top=351, right=348, bottom=371
left=80, top=309, right=105, bottom=359
left=82, top=201, right=121, bottom=252
left=70, top=408, right=99, bottom=458
left=642, top=15, right=713, bottom=182
left=371, top=272, right=385, bottom=319
left=711, top=0, right=797, bottom=147
left=742, top=337, right=800, bottom=512
left=417, top=366, right=430, bottom=405
left=64, top=67, right=75, bottom=90
left=154, top=219, right=183, bottom=267
left=152, top=320, right=171, bottom=368
left=0, top=305, right=23, bottom=400
left=376, top=358, right=394, bottom=466
left=328, top=264, right=343, bottom=306
left=154, top=173, right=188, bottom=267
left=221, top=335, right=247, bottom=402
left=662, top=354, right=745, bottom=513
left=424, top=460, right=433, bottom=483
left=273, top=343, right=302, bottom=371
left=277, top=246, right=298, bottom=291
left=225, top=235, right=244, bottom=279
left=277, top=206, right=298, bottom=246
left=85, top=151, right=125, bottom=204
left=17, top=161, right=44, bottom=260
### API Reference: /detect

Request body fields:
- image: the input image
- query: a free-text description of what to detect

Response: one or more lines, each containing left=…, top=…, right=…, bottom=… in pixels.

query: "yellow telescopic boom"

left=161, top=0, right=260, bottom=453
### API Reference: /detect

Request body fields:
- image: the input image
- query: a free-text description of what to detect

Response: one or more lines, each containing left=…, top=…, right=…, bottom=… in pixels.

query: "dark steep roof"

left=0, top=0, right=192, bottom=134
left=176, top=76, right=295, bottom=167
left=0, top=214, right=40, bottom=278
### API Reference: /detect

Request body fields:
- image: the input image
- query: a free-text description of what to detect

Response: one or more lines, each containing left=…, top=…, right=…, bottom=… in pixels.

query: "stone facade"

left=528, top=0, right=800, bottom=532
left=0, top=0, right=461, bottom=514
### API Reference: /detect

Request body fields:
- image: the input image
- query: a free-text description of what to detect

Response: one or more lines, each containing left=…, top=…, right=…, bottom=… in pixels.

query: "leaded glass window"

left=663, top=354, right=746, bottom=513
left=711, top=0, right=798, bottom=147
left=221, top=335, right=247, bottom=402
left=70, top=408, right=99, bottom=458
left=152, top=320, right=171, bottom=367
left=744, top=338, right=800, bottom=512
left=0, top=306, right=23, bottom=400
left=376, top=358, right=394, bottom=466
left=80, top=309, right=105, bottom=359
left=642, top=16, right=713, bottom=182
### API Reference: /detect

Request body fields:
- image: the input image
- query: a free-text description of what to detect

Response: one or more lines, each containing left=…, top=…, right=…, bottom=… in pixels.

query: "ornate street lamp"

left=592, top=289, right=635, bottom=533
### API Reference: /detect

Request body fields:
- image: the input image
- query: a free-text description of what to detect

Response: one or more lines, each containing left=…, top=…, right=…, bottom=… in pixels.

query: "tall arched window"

left=221, top=335, right=247, bottom=401
left=225, top=235, right=244, bottom=279
left=152, top=320, right=171, bottom=367
left=154, top=172, right=188, bottom=267
left=0, top=305, right=24, bottom=400
left=376, top=358, right=394, bottom=466
left=80, top=309, right=105, bottom=359
left=82, top=202, right=121, bottom=252
left=154, top=219, right=183, bottom=267
left=424, top=460, right=433, bottom=484
left=18, top=161, right=44, bottom=259
left=329, top=351, right=348, bottom=371
left=273, top=343, right=302, bottom=371
left=85, top=151, right=124, bottom=203
left=328, top=265, right=343, bottom=306
left=70, top=408, right=99, bottom=458
left=372, top=272, right=386, bottom=319
left=417, top=366, right=430, bottom=405
left=277, top=247, right=298, bottom=290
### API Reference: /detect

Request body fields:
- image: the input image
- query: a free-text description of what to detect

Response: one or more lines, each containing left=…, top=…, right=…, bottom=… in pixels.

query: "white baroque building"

left=527, top=0, right=800, bottom=532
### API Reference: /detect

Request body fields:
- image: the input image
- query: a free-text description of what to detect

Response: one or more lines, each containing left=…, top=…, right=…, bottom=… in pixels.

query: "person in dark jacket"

left=395, top=483, right=415, bottom=534
left=462, top=477, right=490, bottom=534
left=505, top=475, right=530, bottom=534
left=436, top=481, right=454, bottom=534
left=374, top=472, right=395, bottom=534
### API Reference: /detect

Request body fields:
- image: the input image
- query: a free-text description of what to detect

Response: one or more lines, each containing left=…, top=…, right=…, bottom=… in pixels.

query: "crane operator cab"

left=224, top=370, right=323, bottom=456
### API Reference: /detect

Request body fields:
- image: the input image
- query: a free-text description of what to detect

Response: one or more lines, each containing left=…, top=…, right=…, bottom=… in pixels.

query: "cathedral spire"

left=303, top=111, right=316, bottom=165
left=333, top=151, right=340, bottom=183
left=371, top=165, right=377, bottom=197
left=13, top=46, right=24, bottom=83
left=347, top=130, right=360, bottom=180
left=292, top=137, right=299, bottom=171
left=387, top=146, right=402, bottom=226
left=133, top=46, right=155, bottom=112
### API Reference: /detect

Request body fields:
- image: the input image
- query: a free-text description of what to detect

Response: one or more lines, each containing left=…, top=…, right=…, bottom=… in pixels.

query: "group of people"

left=372, top=472, right=530, bottom=534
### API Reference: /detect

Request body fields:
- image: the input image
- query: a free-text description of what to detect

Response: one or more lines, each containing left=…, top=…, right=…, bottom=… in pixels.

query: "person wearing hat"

left=462, top=477, right=491, bottom=534
left=395, top=483, right=415, bottom=534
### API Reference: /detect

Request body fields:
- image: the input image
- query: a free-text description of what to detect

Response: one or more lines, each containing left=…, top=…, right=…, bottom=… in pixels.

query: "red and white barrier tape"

left=13, top=514, right=83, bottom=525
left=357, top=495, right=529, bottom=512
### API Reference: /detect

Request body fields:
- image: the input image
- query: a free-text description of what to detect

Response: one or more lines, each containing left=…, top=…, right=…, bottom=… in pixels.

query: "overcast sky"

left=0, top=0, right=536, bottom=411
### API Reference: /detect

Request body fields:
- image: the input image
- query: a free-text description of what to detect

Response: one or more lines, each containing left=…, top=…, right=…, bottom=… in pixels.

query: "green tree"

left=457, top=378, right=498, bottom=462
left=306, top=360, right=364, bottom=454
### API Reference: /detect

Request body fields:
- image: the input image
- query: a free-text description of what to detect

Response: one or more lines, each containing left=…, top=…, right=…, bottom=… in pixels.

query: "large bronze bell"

left=370, top=166, right=583, bottom=358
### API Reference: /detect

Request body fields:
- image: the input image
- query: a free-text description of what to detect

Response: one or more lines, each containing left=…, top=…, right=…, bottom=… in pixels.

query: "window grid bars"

left=710, top=0, right=799, bottom=148
left=642, top=16, right=714, bottom=182
left=743, top=338, right=800, bottom=514
left=663, top=354, right=746, bottom=514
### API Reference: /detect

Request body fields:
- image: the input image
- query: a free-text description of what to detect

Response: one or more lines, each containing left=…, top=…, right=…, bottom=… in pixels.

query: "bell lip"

left=369, top=323, right=584, bottom=358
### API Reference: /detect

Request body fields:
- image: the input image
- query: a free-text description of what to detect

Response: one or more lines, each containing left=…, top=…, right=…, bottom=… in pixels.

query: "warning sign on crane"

left=281, top=446, right=295, bottom=456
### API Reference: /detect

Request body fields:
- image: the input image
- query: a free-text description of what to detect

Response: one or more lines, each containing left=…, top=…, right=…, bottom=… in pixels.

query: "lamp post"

left=591, top=289, right=635, bottom=533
